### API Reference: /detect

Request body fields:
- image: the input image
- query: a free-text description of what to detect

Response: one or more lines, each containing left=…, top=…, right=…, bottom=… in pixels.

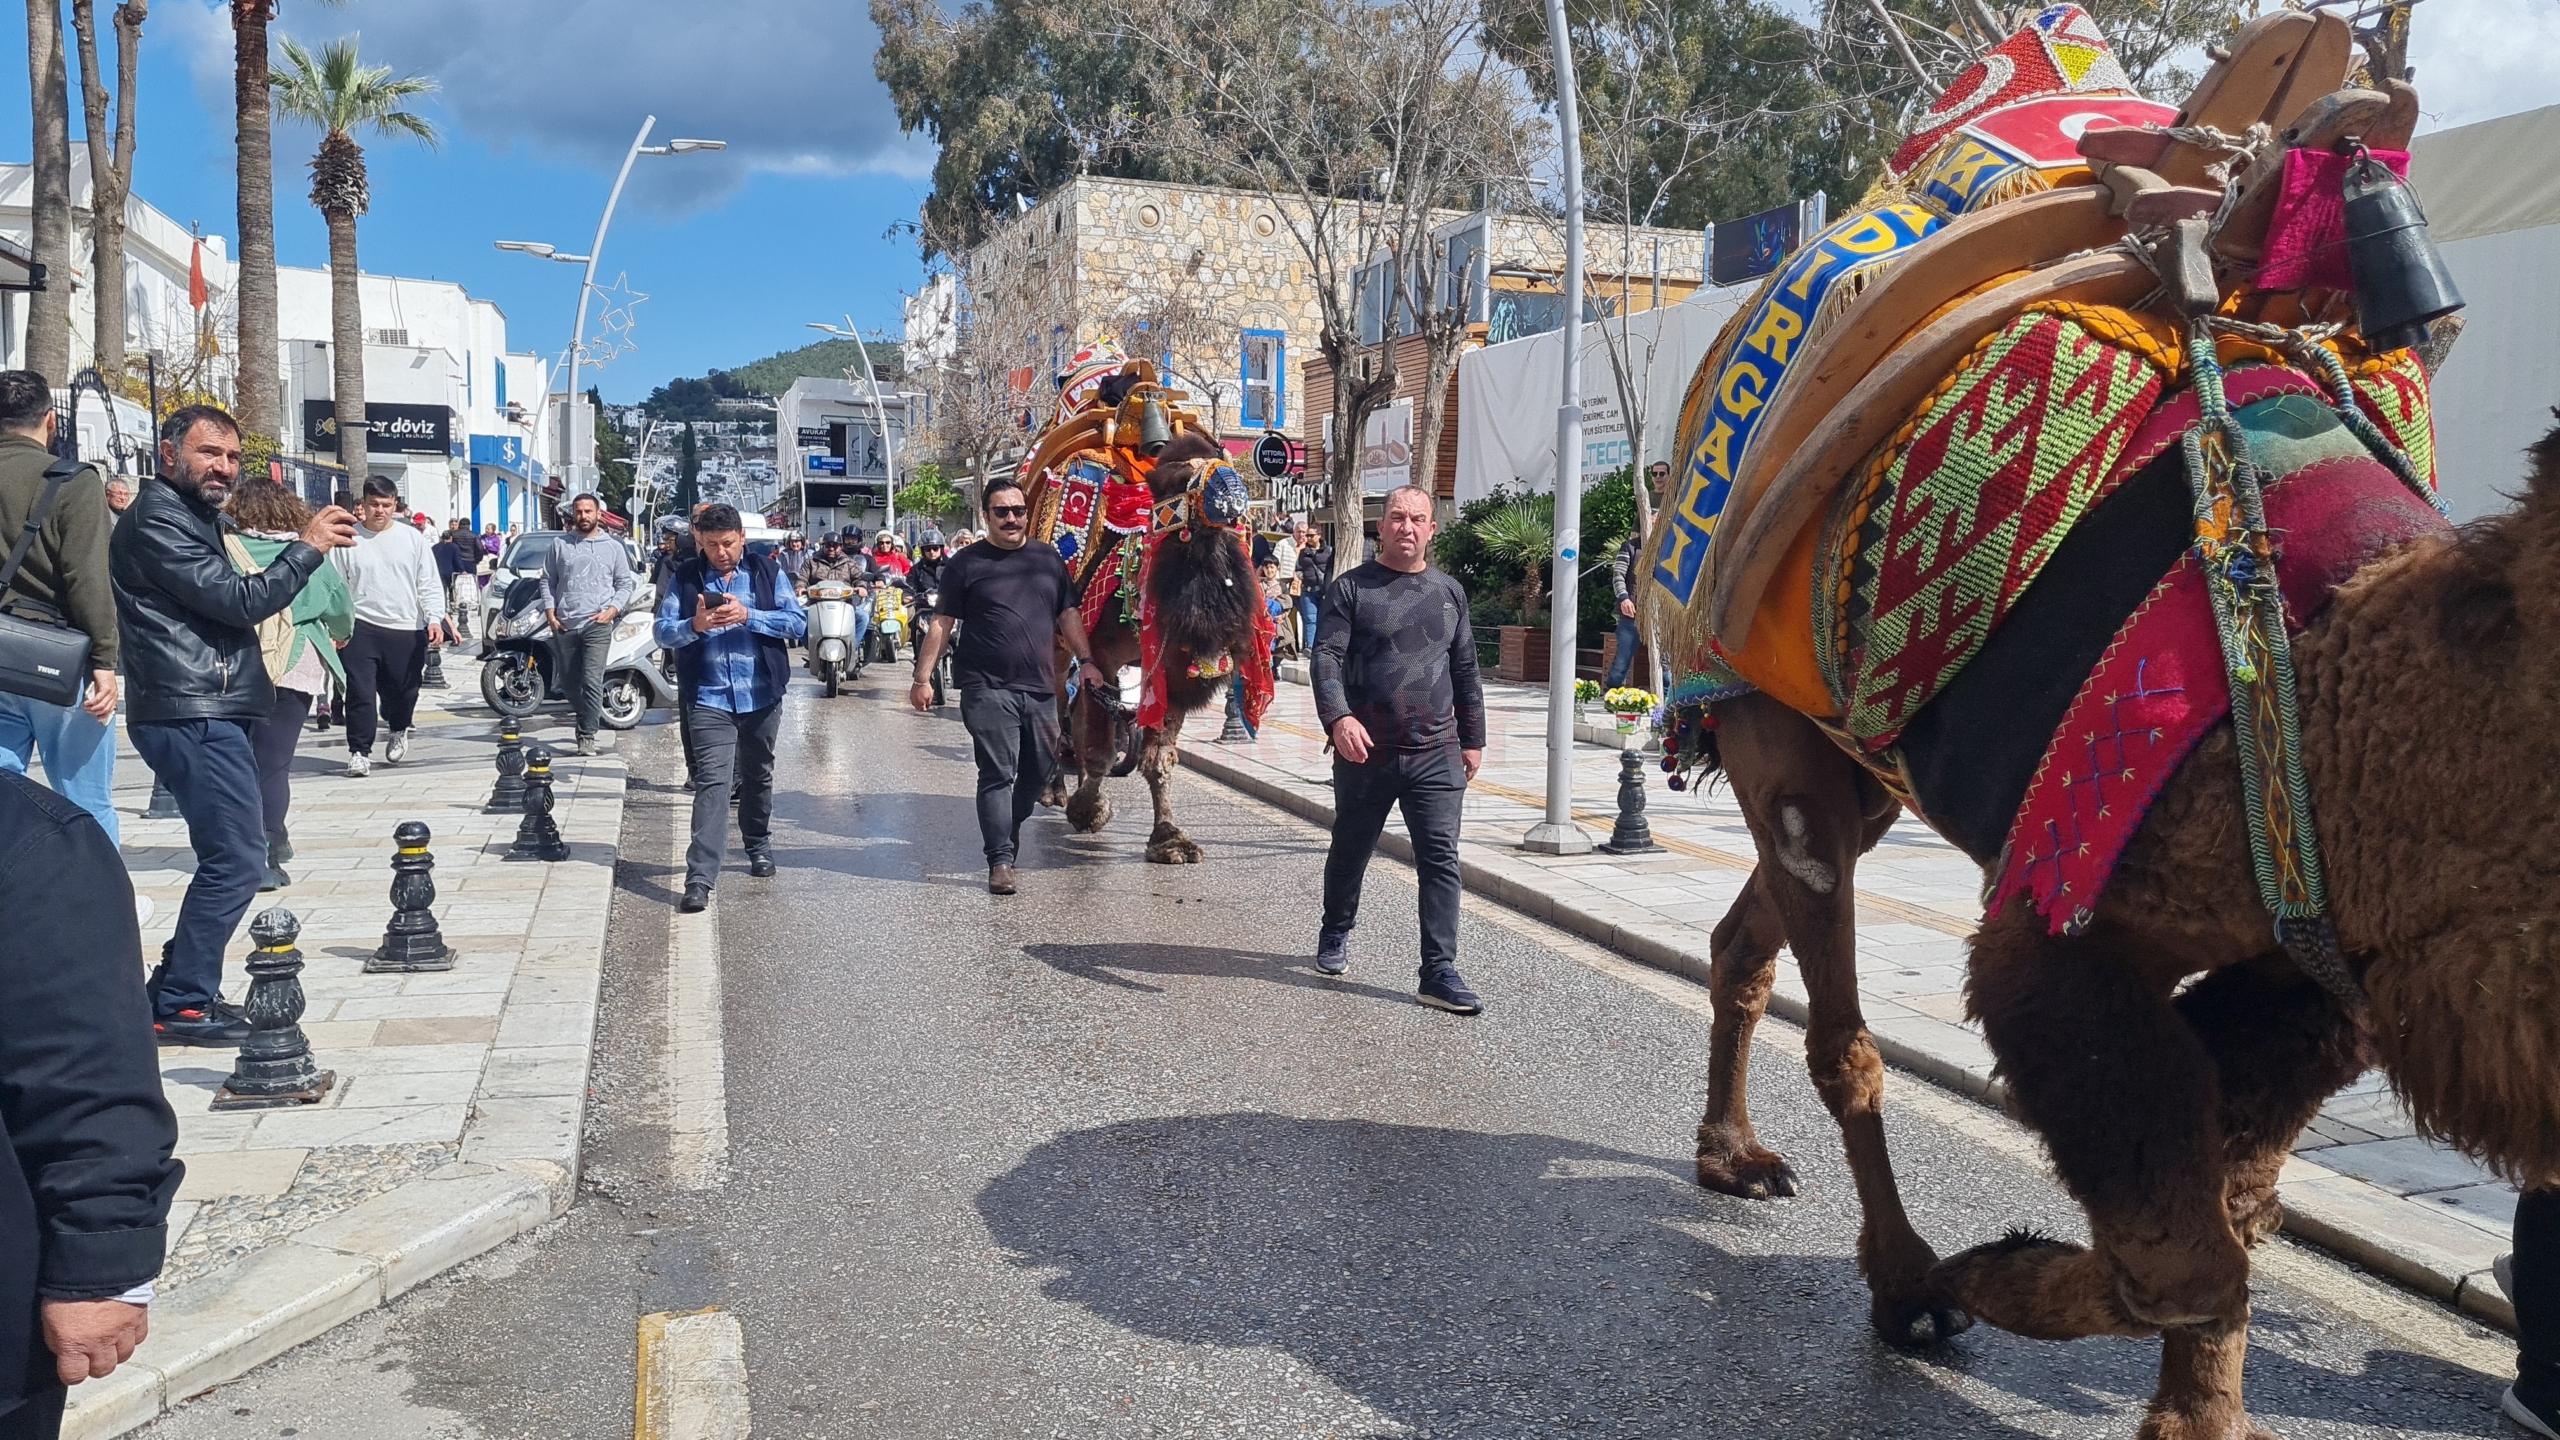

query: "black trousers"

left=2518, top=1187, right=2560, bottom=1392
left=685, top=702, right=780, bottom=888
left=959, top=686, right=1057, bottom=867
left=250, top=687, right=314, bottom=844
left=0, top=1385, right=64, bottom=1440
left=341, top=620, right=425, bottom=755
left=1323, top=746, right=1466, bottom=974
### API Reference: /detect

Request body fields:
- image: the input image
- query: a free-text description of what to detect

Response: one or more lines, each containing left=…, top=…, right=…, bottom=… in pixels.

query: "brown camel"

left=1055, top=430, right=1265, bottom=864
left=1676, top=419, right=2560, bottom=1437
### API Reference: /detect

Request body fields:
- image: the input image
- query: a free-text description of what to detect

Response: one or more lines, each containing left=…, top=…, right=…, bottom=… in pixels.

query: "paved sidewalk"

left=1189, top=669, right=2518, bottom=1332
left=62, top=660, right=625, bottom=1438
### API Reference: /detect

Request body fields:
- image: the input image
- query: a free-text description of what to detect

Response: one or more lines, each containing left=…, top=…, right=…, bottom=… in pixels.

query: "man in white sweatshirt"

left=332, top=476, right=446, bottom=776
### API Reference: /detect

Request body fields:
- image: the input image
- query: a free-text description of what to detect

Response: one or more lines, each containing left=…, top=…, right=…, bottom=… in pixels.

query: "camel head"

left=1140, top=429, right=1261, bottom=678
left=2345, top=414, right=2560, bottom=1185
left=1144, top=429, right=1251, bottom=529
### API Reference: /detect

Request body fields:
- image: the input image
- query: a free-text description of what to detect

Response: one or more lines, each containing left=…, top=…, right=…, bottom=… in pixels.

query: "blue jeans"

left=1297, top=596, right=1320, bottom=650
left=852, top=599, right=874, bottom=659
left=1604, top=611, right=1640, bottom=688
left=0, top=691, right=118, bottom=845
left=130, top=718, right=264, bottom=1016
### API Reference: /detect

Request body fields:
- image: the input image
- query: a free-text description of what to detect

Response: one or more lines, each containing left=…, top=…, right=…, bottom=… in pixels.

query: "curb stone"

left=1178, top=743, right=2518, bottom=1337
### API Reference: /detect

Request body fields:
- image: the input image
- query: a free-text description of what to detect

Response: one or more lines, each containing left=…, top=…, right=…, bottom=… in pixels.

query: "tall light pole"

left=1525, top=0, right=1594, bottom=855
left=808, top=319, right=900, bottom=538
left=499, top=117, right=724, bottom=496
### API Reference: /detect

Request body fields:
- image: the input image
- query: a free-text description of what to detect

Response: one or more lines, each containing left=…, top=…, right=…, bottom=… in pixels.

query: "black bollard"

left=367, top=821, right=455, bottom=972
left=142, top=774, right=181, bottom=821
left=505, top=744, right=571, bottom=862
left=212, top=908, right=337, bottom=1109
left=486, top=718, right=529, bottom=814
left=422, top=645, right=448, bottom=689
left=1596, top=749, right=1664, bottom=856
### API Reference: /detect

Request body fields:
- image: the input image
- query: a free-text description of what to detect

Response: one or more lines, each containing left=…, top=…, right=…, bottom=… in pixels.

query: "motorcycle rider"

left=903, top=532, right=952, bottom=705
left=870, top=531, right=912, bottom=580
left=802, top=533, right=875, bottom=665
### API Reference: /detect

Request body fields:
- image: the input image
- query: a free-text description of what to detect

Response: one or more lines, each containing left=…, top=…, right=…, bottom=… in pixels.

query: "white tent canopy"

left=1454, top=284, right=1751, bottom=503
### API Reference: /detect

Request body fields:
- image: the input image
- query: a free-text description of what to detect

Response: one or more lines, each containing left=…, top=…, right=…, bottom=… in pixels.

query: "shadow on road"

left=1023, top=941, right=1412, bottom=1006
left=975, top=1113, right=2504, bottom=1439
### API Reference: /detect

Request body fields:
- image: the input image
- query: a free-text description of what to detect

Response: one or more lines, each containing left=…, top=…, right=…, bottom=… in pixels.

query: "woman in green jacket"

left=225, top=479, right=354, bottom=889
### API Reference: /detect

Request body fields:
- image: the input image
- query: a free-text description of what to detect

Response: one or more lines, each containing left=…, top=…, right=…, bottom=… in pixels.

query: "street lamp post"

left=499, top=117, right=723, bottom=497
left=808, top=319, right=899, bottom=539
left=1524, top=0, right=1594, bottom=855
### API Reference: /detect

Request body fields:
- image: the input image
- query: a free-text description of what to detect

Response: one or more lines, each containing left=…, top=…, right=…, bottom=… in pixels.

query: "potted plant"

left=1572, top=678, right=1601, bottom=715
left=1603, top=686, right=1657, bottom=733
left=1474, top=499, right=1557, bottom=683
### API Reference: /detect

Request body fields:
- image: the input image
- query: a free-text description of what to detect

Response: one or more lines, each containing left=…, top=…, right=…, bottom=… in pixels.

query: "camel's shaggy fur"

left=1055, top=430, right=1267, bottom=864
left=1684, top=419, right=2560, bottom=1436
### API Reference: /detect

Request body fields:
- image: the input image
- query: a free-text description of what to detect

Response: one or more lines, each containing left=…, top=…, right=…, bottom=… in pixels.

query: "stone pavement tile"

left=1856, top=964, right=1969, bottom=1000
left=297, top=1019, right=382, bottom=1048
left=126, top=1239, right=380, bottom=1410
left=459, top=1095, right=582, bottom=1169
left=2418, top=1182, right=2520, bottom=1237
left=2316, top=1086, right=2422, bottom=1140
left=505, top=970, right=603, bottom=1007
left=495, top=1000, right=598, bottom=1049
left=161, top=1112, right=260, bottom=1151
left=2300, top=1115, right=2384, bottom=1147
left=304, top=1043, right=487, bottom=1077
left=292, top=1162, right=552, bottom=1300
left=2279, top=1171, right=2508, bottom=1298
left=335, top=1069, right=483, bottom=1109
left=2309, top=1134, right=2499, bottom=1197
left=330, top=990, right=507, bottom=1023
left=249, top=1102, right=468, bottom=1149
left=174, top=1148, right=309, bottom=1202
left=371, top=1015, right=500, bottom=1047
left=395, top=966, right=520, bottom=996
left=480, top=1045, right=591, bottom=1099
left=1896, top=990, right=1971, bottom=1024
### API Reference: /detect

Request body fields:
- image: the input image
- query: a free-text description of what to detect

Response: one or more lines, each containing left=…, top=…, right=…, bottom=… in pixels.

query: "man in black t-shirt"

left=911, top=480, right=1105, bottom=895
left=1309, top=484, right=1486, bottom=1014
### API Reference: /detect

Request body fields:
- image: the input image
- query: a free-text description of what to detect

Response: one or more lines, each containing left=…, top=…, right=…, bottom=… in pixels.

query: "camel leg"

left=1142, top=709, right=1201, bottom=864
left=1936, top=905, right=2261, bottom=1439
left=1064, top=690, right=1114, bottom=833
left=1040, top=689, right=1074, bottom=810
left=2175, top=957, right=2366, bottom=1245
left=1694, top=873, right=1799, bottom=1200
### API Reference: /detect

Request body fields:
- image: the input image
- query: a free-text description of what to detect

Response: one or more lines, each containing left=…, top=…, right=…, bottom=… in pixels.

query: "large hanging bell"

left=2341, top=151, right=2464, bottom=354
left=1138, top=394, right=1172, bottom=455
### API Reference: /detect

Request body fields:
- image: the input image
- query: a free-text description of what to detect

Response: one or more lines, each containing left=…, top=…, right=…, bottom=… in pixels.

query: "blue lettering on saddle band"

left=1654, top=201, right=1943, bottom=605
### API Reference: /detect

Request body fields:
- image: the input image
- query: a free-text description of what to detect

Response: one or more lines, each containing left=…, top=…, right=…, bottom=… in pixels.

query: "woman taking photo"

left=224, top=479, right=353, bottom=890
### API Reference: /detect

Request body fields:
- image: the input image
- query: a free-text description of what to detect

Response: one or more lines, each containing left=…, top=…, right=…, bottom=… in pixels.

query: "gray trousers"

left=959, top=686, right=1057, bottom=867
left=686, top=702, right=780, bottom=888
left=567, top=621, right=614, bottom=739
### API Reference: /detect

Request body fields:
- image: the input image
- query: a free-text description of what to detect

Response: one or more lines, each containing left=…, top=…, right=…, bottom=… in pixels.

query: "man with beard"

left=110, top=406, right=354, bottom=1046
left=537, top=493, right=637, bottom=755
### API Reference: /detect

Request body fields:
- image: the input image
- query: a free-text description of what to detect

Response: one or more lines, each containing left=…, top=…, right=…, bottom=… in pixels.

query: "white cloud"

left=155, top=0, right=926, bottom=205
left=2407, top=0, right=2560, bottom=132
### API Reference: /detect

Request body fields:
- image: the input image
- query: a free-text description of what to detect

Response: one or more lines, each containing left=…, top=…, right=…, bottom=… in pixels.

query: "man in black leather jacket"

left=109, top=406, right=355, bottom=1047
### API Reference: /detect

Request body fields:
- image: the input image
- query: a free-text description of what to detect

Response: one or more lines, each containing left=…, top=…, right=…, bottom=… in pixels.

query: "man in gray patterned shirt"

left=1309, top=484, right=1487, bottom=1014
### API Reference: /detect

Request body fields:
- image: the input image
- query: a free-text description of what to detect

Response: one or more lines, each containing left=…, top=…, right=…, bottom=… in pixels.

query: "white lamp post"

left=1524, top=0, right=1594, bottom=855
left=807, top=319, right=900, bottom=539
left=499, top=116, right=724, bottom=496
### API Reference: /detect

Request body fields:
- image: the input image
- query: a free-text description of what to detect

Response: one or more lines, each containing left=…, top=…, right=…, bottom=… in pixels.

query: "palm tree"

left=24, top=0, right=75, bottom=381
left=231, top=1, right=277, bottom=436
left=270, top=34, right=435, bottom=477
left=71, top=0, right=147, bottom=387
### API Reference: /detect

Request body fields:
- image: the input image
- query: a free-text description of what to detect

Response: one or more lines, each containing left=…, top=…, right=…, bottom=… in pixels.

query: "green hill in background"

left=641, top=338, right=905, bottom=420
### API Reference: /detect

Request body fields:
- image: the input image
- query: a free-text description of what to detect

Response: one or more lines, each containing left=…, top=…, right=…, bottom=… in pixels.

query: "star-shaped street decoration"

left=579, top=272, right=650, bottom=368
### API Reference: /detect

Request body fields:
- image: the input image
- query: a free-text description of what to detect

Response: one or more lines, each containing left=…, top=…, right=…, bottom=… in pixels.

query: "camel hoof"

left=1870, top=1291, right=1975, bottom=1349
left=1146, top=826, right=1202, bottom=864
left=1066, top=793, right=1112, bottom=833
left=1038, top=780, right=1067, bottom=810
left=2135, top=1413, right=2280, bottom=1440
left=1694, top=1136, right=1800, bottom=1200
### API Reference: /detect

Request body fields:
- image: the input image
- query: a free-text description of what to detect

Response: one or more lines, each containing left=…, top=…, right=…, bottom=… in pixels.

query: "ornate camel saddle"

left=1641, top=7, right=2456, bottom=955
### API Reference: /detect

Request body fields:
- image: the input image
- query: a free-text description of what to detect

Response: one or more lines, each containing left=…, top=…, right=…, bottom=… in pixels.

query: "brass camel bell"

left=2342, top=150, right=2464, bottom=354
left=1138, top=394, right=1172, bottom=456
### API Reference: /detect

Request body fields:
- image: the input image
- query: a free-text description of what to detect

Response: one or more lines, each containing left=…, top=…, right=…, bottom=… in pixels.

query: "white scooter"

left=805, top=580, right=863, bottom=698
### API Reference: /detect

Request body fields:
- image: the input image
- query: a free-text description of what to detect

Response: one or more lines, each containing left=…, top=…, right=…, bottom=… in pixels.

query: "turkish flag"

left=188, top=237, right=208, bottom=309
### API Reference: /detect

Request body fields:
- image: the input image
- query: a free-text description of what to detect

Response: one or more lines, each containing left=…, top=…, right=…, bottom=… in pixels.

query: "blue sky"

left=7, top=0, right=933, bottom=402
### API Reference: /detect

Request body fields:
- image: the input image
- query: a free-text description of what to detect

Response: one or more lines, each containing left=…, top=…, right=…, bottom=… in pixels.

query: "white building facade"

left=777, top=376, right=917, bottom=538
left=0, top=153, right=238, bottom=400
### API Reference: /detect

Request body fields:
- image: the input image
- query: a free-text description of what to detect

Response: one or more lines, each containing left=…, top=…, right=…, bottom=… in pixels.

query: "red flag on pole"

left=188, top=237, right=207, bottom=309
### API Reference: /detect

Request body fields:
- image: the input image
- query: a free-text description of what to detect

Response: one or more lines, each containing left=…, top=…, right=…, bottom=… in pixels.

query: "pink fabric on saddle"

left=2257, top=147, right=2409, bottom=291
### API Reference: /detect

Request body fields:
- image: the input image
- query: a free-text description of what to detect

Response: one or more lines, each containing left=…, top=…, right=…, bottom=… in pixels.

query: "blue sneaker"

left=1313, top=932, right=1349, bottom=977
left=1418, top=967, right=1483, bottom=1015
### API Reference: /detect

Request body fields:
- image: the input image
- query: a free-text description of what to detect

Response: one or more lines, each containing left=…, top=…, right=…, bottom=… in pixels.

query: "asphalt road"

left=137, top=672, right=2521, bottom=1439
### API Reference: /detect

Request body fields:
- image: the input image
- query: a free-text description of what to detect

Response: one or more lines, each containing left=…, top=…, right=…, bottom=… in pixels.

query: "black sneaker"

left=1417, top=967, right=1484, bottom=1015
left=680, top=883, right=711, bottom=914
left=747, top=850, right=777, bottom=878
left=1313, top=932, right=1349, bottom=977
left=2509, top=1377, right=2560, bottom=1440
left=155, top=1005, right=251, bottom=1047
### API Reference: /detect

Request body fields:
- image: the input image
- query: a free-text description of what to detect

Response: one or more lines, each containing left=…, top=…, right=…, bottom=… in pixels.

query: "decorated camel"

left=1018, top=346, right=1274, bottom=863
left=1631, top=9, right=2541, bottom=1436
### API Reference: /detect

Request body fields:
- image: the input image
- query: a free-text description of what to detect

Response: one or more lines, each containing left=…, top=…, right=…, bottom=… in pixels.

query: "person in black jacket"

left=0, top=773, right=182, bottom=1438
left=109, top=406, right=355, bottom=1047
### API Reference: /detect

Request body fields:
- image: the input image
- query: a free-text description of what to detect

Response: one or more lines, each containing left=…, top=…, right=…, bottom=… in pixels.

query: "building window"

left=494, top=359, right=507, bottom=412
left=1240, top=329, right=1285, bottom=429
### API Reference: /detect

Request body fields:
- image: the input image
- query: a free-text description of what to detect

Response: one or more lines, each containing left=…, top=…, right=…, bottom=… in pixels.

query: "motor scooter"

left=478, top=575, right=675, bottom=729
left=804, top=580, right=864, bottom=697
left=870, top=583, right=911, bottom=665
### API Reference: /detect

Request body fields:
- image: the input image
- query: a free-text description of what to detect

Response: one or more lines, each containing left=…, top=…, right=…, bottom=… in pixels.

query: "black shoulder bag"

left=0, top=458, right=100, bottom=708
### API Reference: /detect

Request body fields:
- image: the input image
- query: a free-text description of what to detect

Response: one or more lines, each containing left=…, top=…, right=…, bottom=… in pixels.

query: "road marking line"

left=667, top=808, right=729, bottom=1190
left=634, top=1306, right=750, bottom=1440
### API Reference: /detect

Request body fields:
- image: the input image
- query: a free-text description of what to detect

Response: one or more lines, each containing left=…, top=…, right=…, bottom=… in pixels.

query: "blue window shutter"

left=495, top=360, right=507, bottom=411
left=1238, top=330, right=1261, bottom=428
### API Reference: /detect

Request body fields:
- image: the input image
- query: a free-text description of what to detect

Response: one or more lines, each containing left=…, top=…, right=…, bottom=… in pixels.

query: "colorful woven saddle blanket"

left=1863, top=361, right=2446, bottom=933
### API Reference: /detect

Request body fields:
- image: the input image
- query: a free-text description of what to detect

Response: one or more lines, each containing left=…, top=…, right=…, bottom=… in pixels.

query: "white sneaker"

left=346, top=752, right=372, bottom=778
left=385, top=730, right=410, bottom=764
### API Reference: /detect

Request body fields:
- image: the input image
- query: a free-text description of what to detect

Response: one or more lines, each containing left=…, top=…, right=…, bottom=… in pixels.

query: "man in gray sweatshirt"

left=539, top=493, right=637, bottom=754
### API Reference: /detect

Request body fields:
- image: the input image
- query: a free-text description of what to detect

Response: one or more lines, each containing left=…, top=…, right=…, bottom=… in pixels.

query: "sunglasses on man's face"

left=989, top=505, right=1029, bottom=519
